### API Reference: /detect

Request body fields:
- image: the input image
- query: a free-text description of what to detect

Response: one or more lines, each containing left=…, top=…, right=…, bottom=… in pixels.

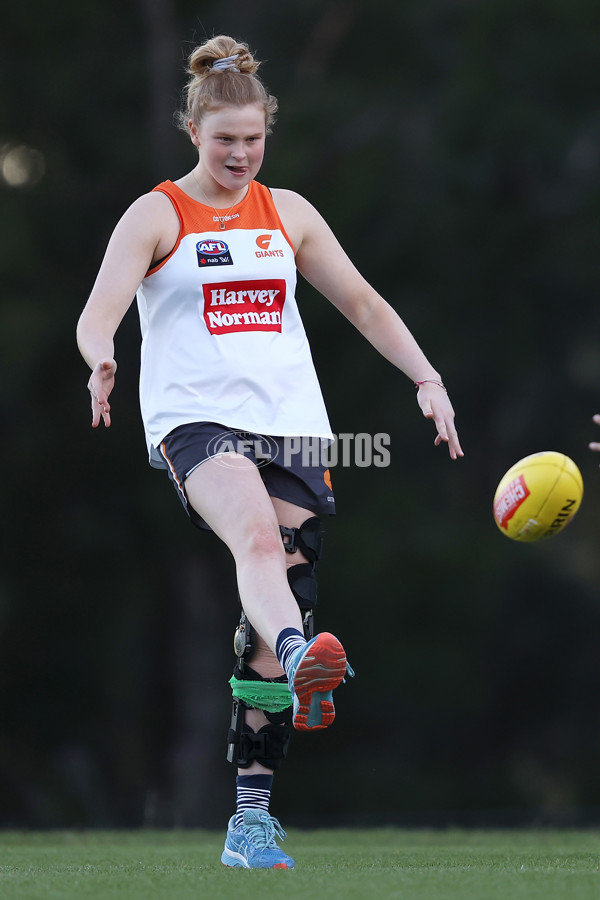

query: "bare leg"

left=183, top=454, right=304, bottom=650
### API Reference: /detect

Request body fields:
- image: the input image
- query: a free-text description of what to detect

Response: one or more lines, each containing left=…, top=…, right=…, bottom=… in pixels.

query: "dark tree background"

left=1, top=0, right=600, bottom=828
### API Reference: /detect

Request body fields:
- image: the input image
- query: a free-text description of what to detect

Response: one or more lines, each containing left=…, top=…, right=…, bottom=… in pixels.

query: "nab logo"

left=196, top=238, right=233, bottom=267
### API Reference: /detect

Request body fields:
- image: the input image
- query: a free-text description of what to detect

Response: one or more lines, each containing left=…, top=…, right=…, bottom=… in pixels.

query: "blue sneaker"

left=288, top=632, right=349, bottom=731
left=221, top=809, right=295, bottom=869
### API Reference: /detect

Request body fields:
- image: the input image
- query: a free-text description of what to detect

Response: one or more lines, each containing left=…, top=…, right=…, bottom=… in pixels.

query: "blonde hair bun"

left=178, top=35, right=277, bottom=131
left=188, top=35, right=259, bottom=78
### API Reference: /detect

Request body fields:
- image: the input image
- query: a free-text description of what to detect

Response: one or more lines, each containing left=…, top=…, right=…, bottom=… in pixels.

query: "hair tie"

left=211, top=54, right=240, bottom=73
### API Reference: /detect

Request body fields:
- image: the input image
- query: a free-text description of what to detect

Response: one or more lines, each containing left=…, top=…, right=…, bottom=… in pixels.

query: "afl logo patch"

left=196, top=239, right=233, bottom=267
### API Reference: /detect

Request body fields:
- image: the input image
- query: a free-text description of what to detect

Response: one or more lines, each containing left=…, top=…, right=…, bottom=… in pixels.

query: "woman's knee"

left=241, top=518, right=284, bottom=562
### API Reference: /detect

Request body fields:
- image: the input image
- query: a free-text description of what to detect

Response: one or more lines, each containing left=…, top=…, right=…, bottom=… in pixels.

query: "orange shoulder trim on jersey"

left=145, top=180, right=295, bottom=276
left=236, top=182, right=296, bottom=254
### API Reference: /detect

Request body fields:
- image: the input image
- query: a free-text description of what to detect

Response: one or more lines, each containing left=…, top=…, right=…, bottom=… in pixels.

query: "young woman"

left=77, top=35, right=463, bottom=869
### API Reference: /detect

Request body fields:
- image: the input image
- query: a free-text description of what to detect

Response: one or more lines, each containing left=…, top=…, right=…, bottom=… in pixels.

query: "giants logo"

left=494, top=475, right=531, bottom=529
left=256, top=233, right=285, bottom=259
left=203, top=279, right=286, bottom=335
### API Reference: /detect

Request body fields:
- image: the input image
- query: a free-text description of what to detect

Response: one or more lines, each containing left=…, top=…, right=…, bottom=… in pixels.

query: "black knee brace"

left=226, top=663, right=292, bottom=769
left=281, top=515, right=322, bottom=641
left=287, top=564, right=317, bottom=639
left=226, top=515, right=324, bottom=769
left=279, top=515, right=323, bottom=563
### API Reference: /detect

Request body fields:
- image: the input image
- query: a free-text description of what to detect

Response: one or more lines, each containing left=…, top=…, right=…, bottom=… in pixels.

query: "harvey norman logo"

left=202, top=279, right=286, bottom=335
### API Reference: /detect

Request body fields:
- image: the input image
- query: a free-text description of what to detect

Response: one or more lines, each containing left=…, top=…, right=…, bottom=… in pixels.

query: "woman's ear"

left=189, top=119, right=200, bottom=148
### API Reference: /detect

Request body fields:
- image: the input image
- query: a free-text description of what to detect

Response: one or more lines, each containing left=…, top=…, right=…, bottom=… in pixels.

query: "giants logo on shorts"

left=203, top=279, right=286, bottom=335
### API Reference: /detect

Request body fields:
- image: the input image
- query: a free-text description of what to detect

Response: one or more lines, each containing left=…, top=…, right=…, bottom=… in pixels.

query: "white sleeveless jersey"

left=136, top=180, right=334, bottom=466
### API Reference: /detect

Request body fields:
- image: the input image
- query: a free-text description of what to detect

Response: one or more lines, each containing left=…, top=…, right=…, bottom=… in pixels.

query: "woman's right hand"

left=589, top=414, right=600, bottom=457
left=87, top=359, right=117, bottom=428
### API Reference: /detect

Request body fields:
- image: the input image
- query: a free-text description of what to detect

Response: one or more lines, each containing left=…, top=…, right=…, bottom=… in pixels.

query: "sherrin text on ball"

left=493, top=451, right=583, bottom=542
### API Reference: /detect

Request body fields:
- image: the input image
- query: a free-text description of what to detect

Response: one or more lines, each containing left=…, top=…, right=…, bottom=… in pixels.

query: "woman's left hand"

left=87, top=358, right=117, bottom=429
left=416, top=382, right=464, bottom=460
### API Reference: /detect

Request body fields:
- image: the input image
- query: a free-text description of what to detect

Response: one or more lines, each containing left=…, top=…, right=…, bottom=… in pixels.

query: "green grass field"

left=1, top=828, right=599, bottom=899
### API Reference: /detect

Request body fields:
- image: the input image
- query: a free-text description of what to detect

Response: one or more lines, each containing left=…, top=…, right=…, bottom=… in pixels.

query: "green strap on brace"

left=229, top=675, right=292, bottom=713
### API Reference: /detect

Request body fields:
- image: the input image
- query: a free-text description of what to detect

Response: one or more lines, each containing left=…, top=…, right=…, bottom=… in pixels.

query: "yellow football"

left=493, top=451, right=583, bottom=542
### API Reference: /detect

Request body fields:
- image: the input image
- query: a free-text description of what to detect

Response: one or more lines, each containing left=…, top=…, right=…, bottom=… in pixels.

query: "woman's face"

left=191, top=104, right=266, bottom=192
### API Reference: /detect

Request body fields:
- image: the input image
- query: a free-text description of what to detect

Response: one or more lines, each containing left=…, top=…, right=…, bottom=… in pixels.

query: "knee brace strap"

left=228, top=716, right=291, bottom=770
left=288, top=562, right=317, bottom=640
left=287, top=562, right=317, bottom=610
left=279, top=516, right=323, bottom=563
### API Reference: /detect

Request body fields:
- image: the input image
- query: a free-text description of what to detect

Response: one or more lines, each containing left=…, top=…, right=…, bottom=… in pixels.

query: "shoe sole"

left=221, top=852, right=291, bottom=869
left=221, top=851, right=249, bottom=868
left=292, top=633, right=346, bottom=731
